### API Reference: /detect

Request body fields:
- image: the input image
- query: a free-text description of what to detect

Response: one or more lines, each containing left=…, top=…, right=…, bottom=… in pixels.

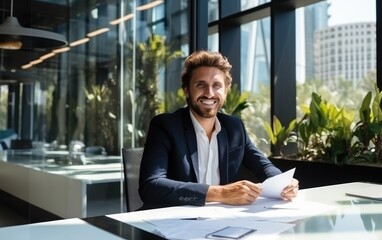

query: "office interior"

left=0, top=0, right=380, bottom=227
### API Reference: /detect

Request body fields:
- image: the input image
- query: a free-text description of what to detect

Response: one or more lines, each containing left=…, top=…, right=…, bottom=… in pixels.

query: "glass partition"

left=0, top=0, right=188, bottom=222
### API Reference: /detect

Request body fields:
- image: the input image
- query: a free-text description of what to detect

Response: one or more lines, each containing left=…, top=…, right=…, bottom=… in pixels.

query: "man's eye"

left=214, top=84, right=222, bottom=89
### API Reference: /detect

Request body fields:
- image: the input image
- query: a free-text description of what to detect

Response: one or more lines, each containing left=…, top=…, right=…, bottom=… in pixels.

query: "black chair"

left=10, top=139, right=33, bottom=149
left=121, top=147, right=144, bottom=212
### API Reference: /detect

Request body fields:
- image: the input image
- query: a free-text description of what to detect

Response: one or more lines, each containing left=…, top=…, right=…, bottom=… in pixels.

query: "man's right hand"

left=206, top=180, right=262, bottom=205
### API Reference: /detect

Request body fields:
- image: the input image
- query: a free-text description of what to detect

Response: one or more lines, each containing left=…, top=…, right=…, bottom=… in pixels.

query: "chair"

left=121, top=147, right=144, bottom=212
left=10, top=139, right=33, bottom=149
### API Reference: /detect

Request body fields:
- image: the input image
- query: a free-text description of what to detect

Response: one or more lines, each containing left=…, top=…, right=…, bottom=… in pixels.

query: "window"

left=297, top=0, right=376, bottom=113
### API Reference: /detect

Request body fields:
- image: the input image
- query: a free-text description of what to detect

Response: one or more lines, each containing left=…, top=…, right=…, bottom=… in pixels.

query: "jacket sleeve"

left=138, top=113, right=209, bottom=209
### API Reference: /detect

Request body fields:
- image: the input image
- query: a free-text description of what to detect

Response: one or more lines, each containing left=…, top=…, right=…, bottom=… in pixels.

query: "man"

left=139, top=50, right=299, bottom=210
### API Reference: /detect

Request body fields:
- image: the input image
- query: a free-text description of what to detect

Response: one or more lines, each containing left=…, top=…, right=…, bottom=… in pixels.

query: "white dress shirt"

left=190, top=111, right=221, bottom=185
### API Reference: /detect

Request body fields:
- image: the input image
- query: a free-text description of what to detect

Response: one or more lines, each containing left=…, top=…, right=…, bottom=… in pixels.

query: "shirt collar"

left=189, top=110, right=221, bottom=135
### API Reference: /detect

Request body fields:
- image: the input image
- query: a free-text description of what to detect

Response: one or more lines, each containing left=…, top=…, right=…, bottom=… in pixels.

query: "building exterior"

left=314, top=22, right=376, bottom=87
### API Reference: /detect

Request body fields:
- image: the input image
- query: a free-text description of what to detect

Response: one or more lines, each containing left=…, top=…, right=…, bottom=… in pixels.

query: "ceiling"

left=0, top=0, right=69, bottom=72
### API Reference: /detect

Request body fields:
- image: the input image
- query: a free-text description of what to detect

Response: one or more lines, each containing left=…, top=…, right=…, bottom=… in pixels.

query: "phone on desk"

left=206, top=226, right=256, bottom=239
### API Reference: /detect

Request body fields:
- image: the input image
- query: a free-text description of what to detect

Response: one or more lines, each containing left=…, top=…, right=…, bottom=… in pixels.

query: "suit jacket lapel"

left=217, top=126, right=229, bottom=184
left=182, top=108, right=199, bottom=181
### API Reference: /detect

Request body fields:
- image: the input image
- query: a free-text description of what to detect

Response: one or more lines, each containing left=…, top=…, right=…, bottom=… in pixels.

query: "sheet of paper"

left=208, top=197, right=336, bottom=223
left=260, top=168, right=296, bottom=199
left=108, top=197, right=337, bottom=239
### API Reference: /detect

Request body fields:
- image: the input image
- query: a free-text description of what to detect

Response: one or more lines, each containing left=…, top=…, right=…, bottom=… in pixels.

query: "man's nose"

left=204, top=86, right=214, bottom=97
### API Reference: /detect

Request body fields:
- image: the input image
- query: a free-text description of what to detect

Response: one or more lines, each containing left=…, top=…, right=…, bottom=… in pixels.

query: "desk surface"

left=0, top=150, right=123, bottom=218
left=0, top=182, right=381, bottom=239
left=1, top=150, right=122, bottom=184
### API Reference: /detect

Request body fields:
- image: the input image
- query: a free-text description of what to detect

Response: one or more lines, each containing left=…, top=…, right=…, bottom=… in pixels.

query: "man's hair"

left=181, top=50, right=232, bottom=89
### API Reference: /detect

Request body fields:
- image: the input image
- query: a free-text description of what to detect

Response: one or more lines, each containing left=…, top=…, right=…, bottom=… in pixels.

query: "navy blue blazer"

left=139, top=107, right=282, bottom=209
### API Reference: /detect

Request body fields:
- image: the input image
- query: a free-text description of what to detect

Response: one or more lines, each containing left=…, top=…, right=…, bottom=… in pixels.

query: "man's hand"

left=206, top=180, right=262, bottom=205
left=281, top=178, right=299, bottom=200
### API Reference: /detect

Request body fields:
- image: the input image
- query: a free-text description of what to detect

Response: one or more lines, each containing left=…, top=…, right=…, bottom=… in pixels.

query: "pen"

left=180, top=217, right=208, bottom=220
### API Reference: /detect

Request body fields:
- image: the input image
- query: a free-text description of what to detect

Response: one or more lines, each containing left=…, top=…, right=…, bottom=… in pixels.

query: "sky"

left=328, top=0, right=376, bottom=26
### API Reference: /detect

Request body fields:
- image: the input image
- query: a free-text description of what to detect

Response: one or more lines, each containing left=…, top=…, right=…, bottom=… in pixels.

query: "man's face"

left=184, top=66, right=228, bottom=119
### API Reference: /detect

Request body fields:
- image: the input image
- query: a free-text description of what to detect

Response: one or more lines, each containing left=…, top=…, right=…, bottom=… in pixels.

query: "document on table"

left=261, top=168, right=296, bottom=199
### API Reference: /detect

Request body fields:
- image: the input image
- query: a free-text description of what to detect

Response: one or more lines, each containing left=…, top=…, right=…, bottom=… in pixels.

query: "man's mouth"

left=200, top=99, right=217, bottom=105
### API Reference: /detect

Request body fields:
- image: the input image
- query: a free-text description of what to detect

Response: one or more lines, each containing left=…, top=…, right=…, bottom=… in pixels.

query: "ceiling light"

left=39, top=52, right=56, bottom=60
left=87, top=28, right=110, bottom=37
left=69, top=38, right=90, bottom=47
left=53, top=47, right=70, bottom=53
left=137, top=0, right=164, bottom=11
left=21, top=63, right=33, bottom=69
left=0, top=38, right=22, bottom=50
left=30, top=59, right=43, bottom=65
left=109, top=14, right=134, bottom=25
left=0, top=0, right=67, bottom=50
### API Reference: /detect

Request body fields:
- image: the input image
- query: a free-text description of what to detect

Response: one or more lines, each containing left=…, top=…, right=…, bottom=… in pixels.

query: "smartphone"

left=206, top=226, right=256, bottom=239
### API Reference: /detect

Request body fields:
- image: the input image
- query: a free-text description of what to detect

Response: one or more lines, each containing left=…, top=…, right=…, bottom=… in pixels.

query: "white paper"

left=108, top=197, right=336, bottom=240
left=207, top=197, right=336, bottom=223
left=260, top=168, right=296, bottom=199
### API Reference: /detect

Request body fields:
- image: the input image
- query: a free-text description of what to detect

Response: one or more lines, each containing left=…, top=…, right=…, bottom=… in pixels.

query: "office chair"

left=121, top=147, right=144, bottom=212
left=10, top=139, right=33, bottom=149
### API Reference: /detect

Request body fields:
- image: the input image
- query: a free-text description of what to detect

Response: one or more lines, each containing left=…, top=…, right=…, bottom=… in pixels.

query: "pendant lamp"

left=0, top=0, right=67, bottom=50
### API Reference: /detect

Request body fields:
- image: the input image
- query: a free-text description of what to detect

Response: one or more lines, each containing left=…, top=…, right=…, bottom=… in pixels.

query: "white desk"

left=0, top=182, right=381, bottom=240
left=0, top=150, right=123, bottom=218
left=107, top=182, right=382, bottom=240
left=0, top=218, right=125, bottom=240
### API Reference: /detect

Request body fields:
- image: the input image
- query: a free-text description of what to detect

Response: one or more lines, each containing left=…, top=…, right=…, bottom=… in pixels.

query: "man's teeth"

left=201, top=100, right=216, bottom=105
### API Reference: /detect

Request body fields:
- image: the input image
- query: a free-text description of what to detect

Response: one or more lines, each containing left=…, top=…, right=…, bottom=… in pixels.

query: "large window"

left=240, top=18, right=271, bottom=155
left=296, top=0, right=376, bottom=119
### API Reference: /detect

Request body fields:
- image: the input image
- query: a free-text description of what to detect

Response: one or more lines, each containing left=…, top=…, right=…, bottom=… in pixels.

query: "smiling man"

left=138, top=50, right=299, bottom=210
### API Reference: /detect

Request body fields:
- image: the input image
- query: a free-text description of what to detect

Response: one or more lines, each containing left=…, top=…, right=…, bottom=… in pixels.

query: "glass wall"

left=0, top=0, right=187, bottom=153
left=0, top=0, right=188, bottom=221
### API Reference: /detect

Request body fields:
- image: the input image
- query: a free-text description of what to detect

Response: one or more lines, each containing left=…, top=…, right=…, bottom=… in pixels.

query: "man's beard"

left=188, top=97, right=222, bottom=118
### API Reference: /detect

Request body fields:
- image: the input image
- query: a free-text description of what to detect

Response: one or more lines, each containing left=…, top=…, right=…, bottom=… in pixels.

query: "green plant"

left=125, top=34, right=183, bottom=146
left=263, top=115, right=296, bottom=157
left=266, top=88, right=382, bottom=166
left=84, top=79, right=118, bottom=154
left=221, top=84, right=250, bottom=117
left=160, top=88, right=186, bottom=113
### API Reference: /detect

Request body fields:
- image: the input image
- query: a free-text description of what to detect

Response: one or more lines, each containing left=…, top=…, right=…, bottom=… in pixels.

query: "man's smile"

left=200, top=99, right=218, bottom=106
